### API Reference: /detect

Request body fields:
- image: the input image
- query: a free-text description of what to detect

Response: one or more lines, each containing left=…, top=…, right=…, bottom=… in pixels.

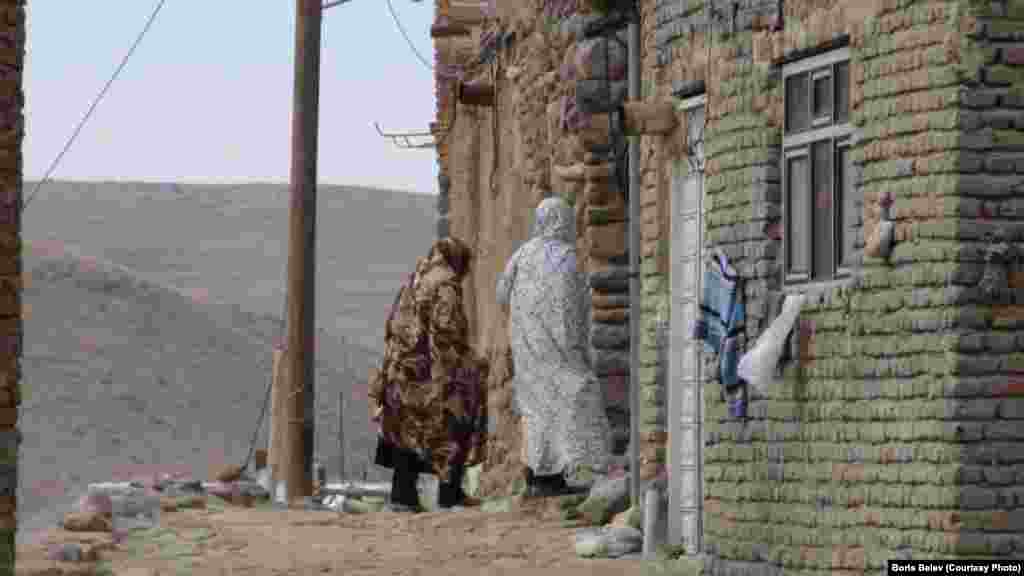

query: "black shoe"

left=523, top=467, right=540, bottom=499
left=525, top=470, right=579, bottom=498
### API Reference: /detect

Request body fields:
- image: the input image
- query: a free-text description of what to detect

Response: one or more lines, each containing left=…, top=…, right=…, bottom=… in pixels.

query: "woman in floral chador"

left=369, top=237, right=488, bottom=511
left=497, top=196, right=611, bottom=496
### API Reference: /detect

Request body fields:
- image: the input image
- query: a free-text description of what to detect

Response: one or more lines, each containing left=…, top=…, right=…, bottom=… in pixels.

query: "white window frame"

left=668, top=93, right=706, bottom=556
left=782, top=47, right=854, bottom=285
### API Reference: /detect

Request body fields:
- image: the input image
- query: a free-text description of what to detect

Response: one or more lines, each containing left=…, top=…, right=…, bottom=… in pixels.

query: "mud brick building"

left=432, top=0, right=1024, bottom=572
left=0, top=0, right=24, bottom=572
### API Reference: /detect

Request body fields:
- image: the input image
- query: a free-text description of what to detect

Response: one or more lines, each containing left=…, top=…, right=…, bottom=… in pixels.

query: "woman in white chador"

left=497, top=196, right=611, bottom=496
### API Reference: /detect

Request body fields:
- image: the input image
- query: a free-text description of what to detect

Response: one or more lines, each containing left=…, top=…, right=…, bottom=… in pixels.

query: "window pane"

left=813, top=73, right=832, bottom=121
left=835, top=62, right=850, bottom=123
left=785, top=74, right=809, bottom=133
left=836, top=145, right=859, bottom=269
left=786, top=155, right=809, bottom=276
left=812, top=141, right=834, bottom=280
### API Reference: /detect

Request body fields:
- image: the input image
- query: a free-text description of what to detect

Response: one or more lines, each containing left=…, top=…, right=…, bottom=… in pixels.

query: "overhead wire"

left=18, top=0, right=392, bottom=478
left=385, top=0, right=433, bottom=71
left=22, top=0, right=169, bottom=213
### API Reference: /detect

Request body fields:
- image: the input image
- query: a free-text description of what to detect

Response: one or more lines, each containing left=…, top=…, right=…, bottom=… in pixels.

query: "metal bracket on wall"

left=582, top=1, right=638, bottom=39
left=373, top=122, right=438, bottom=149
left=979, top=227, right=1018, bottom=302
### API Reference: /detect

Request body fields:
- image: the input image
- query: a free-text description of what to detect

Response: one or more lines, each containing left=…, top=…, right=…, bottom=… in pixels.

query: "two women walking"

left=369, top=196, right=611, bottom=510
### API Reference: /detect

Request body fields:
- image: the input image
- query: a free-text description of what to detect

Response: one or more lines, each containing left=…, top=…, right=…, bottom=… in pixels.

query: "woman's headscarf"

left=419, top=237, right=474, bottom=281
left=533, top=196, right=575, bottom=244
left=497, top=196, right=576, bottom=308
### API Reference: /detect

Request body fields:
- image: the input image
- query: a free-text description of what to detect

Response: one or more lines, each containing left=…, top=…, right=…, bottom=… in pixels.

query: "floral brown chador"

left=369, top=237, right=488, bottom=485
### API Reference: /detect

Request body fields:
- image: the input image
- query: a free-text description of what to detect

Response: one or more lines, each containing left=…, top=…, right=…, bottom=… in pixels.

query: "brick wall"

left=647, top=0, right=1024, bottom=573
left=0, top=1, right=22, bottom=572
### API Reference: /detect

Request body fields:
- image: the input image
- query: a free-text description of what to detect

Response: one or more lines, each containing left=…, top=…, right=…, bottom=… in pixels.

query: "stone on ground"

left=115, top=569, right=163, bottom=576
left=215, top=464, right=244, bottom=483
left=577, top=474, right=630, bottom=525
left=481, top=496, right=516, bottom=514
left=566, top=464, right=600, bottom=490
left=416, top=475, right=439, bottom=512
left=47, top=543, right=85, bottom=563
left=610, top=504, right=643, bottom=531
left=641, top=554, right=705, bottom=576
left=462, top=464, right=482, bottom=498
left=75, top=491, right=113, bottom=518
left=575, top=525, right=643, bottom=558
left=61, top=512, right=112, bottom=533
left=342, top=497, right=385, bottom=514
left=159, top=494, right=206, bottom=512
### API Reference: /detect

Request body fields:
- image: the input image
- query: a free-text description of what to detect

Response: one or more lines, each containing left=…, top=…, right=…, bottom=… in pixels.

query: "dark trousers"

left=383, top=439, right=466, bottom=509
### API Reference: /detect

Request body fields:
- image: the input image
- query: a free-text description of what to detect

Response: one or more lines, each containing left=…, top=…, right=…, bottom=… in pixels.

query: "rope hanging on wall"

left=490, top=52, right=501, bottom=198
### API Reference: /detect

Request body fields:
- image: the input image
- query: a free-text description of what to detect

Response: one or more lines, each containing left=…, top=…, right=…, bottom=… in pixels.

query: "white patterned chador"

left=496, top=197, right=611, bottom=480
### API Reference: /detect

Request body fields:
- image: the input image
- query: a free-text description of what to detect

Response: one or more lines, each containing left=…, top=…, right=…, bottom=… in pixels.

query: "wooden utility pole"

left=282, top=0, right=322, bottom=501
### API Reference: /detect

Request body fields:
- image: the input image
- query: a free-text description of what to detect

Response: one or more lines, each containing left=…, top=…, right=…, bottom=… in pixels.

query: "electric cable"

left=23, top=0, right=169, bottom=213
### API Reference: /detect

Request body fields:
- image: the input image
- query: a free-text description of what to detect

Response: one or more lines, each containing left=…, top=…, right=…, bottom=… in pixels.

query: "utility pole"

left=282, top=0, right=322, bottom=501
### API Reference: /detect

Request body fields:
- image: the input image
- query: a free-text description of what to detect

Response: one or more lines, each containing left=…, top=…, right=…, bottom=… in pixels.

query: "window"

left=782, top=48, right=858, bottom=283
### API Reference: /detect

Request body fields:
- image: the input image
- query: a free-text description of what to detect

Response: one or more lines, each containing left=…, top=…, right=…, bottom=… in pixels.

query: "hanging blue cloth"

left=691, top=249, right=745, bottom=390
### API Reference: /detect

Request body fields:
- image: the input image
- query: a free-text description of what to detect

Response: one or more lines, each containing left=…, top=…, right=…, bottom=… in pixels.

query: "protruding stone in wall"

left=575, top=36, right=627, bottom=82
left=435, top=173, right=451, bottom=239
left=553, top=162, right=586, bottom=183
left=576, top=80, right=628, bottom=115
left=593, top=292, right=629, bottom=309
left=590, top=265, right=630, bottom=293
left=435, top=215, right=450, bottom=239
left=593, top=348, right=629, bottom=376
left=593, top=306, right=628, bottom=323
left=579, top=113, right=614, bottom=152
left=588, top=220, right=628, bottom=259
left=591, top=322, right=628, bottom=349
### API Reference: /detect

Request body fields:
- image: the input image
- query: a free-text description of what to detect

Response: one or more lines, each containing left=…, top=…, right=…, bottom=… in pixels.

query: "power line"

left=22, top=0, right=169, bottom=213
left=385, top=0, right=432, bottom=71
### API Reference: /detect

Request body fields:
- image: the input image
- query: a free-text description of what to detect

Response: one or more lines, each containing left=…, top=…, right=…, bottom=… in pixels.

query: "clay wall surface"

left=433, top=0, right=636, bottom=495
left=0, top=0, right=24, bottom=570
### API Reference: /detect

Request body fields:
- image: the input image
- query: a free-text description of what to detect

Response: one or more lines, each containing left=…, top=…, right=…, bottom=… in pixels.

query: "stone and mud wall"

left=432, top=0, right=636, bottom=495
left=0, top=0, right=22, bottom=571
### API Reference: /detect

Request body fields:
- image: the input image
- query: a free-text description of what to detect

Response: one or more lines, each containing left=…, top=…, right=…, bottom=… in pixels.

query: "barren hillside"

left=17, top=181, right=435, bottom=539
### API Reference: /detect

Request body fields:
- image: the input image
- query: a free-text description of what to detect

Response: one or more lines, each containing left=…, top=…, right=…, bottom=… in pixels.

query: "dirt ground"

left=16, top=496, right=645, bottom=576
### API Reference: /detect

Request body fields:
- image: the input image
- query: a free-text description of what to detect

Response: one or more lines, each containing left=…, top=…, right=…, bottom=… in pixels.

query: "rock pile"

left=564, top=471, right=668, bottom=559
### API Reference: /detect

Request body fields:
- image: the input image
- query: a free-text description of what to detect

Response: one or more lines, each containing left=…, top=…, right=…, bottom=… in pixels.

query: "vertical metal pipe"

left=627, top=11, right=642, bottom=508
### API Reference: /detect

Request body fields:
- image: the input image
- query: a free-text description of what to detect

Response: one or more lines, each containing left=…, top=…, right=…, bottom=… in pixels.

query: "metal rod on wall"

left=627, top=6, right=642, bottom=510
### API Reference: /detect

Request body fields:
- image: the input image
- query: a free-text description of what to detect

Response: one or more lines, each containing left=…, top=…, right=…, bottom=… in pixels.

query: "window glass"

left=836, top=145, right=857, bottom=269
left=812, top=141, right=834, bottom=280
left=835, top=62, right=850, bottom=124
left=813, top=72, right=832, bottom=122
left=785, top=74, right=809, bottom=133
left=783, top=53, right=852, bottom=285
left=786, top=155, right=809, bottom=276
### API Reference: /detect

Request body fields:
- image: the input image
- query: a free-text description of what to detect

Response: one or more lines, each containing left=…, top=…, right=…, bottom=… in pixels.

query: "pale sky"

left=24, top=1, right=439, bottom=196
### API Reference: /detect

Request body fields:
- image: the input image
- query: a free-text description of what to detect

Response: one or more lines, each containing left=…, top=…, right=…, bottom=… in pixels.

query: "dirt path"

left=18, top=497, right=644, bottom=576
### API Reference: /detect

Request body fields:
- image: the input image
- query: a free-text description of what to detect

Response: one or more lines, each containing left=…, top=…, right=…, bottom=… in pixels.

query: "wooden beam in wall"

left=623, top=101, right=678, bottom=135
